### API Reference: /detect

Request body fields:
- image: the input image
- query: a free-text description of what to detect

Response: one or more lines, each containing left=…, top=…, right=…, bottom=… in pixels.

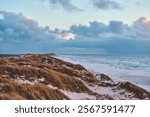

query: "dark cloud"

left=70, top=21, right=106, bottom=37
left=0, top=11, right=75, bottom=54
left=70, top=20, right=129, bottom=38
left=108, top=21, right=129, bottom=33
left=0, top=11, right=150, bottom=54
left=131, top=17, right=150, bottom=39
left=70, top=17, right=150, bottom=40
left=60, top=39, right=150, bottom=54
left=92, top=0, right=122, bottom=10
left=41, top=0, right=122, bottom=11
left=48, top=0, right=81, bottom=11
left=0, top=11, right=75, bottom=42
left=0, top=11, right=57, bottom=43
left=68, top=17, right=150, bottom=54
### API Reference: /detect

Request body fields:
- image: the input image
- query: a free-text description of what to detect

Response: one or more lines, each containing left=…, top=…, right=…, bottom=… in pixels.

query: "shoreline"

left=1, top=54, right=150, bottom=100
left=57, top=55, right=150, bottom=92
left=1, top=53, right=150, bottom=92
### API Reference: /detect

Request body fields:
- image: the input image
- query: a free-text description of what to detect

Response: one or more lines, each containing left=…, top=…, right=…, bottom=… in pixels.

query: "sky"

left=0, top=0, right=150, bottom=54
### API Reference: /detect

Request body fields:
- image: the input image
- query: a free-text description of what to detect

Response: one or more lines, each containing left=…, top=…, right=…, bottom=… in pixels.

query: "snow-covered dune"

left=0, top=54, right=150, bottom=100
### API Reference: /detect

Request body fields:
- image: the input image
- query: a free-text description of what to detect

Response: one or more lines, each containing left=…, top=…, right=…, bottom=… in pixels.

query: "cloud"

left=0, top=13, right=4, bottom=19
left=70, top=17, right=150, bottom=40
left=0, top=11, right=150, bottom=54
left=70, top=20, right=129, bottom=38
left=48, top=0, right=81, bottom=11
left=60, top=39, right=150, bottom=54
left=92, top=0, right=121, bottom=10
left=70, top=21, right=107, bottom=37
left=68, top=17, right=150, bottom=54
left=0, top=11, right=77, bottom=44
left=0, top=11, right=70, bottom=54
left=0, top=11, right=58, bottom=43
left=44, top=0, right=122, bottom=11
left=57, top=32, right=75, bottom=40
left=131, top=17, right=150, bottom=39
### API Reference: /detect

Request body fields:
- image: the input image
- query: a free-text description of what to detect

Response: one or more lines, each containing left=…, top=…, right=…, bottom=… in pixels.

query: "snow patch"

left=38, top=77, right=45, bottom=82
left=14, top=78, right=38, bottom=85
left=85, top=83, right=138, bottom=100
left=48, top=84, right=58, bottom=90
left=63, top=91, right=96, bottom=100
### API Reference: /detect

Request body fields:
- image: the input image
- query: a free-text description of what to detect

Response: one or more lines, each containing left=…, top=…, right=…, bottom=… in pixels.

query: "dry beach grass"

left=0, top=54, right=150, bottom=100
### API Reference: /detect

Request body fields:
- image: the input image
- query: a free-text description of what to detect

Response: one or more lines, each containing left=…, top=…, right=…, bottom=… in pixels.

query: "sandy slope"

left=0, top=54, right=150, bottom=100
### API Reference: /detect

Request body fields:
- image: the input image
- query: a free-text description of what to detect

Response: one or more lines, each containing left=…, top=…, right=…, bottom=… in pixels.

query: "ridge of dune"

left=0, top=54, right=150, bottom=100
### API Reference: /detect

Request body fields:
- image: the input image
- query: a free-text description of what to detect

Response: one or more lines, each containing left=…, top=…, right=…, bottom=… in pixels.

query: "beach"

left=0, top=54, right=150, bottom=100
left=58, top=54, right=150, bottom=92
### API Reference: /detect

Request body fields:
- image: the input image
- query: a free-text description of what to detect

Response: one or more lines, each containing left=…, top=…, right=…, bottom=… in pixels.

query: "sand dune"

left=0, top=54, right=150, bottom=100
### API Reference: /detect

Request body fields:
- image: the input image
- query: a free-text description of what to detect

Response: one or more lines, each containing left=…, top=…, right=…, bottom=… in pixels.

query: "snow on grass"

left=58, top=55, right=150, bottom=92
left=47, top=84, right=97, bottom=100
left=63, top=91, right=96, bottom=100
left=38, top=77, right=45, bottom=82
left=85, top=83, right=137, bottom=100
left=14, top=77, right=45, bottom=85
left=47, top=84, right=58, bottom=90
left=14, top=78, right=38, bottom=85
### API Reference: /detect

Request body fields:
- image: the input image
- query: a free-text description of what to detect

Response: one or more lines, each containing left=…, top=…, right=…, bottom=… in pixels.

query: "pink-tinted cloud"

left=0, top=11, right=150, bottom=54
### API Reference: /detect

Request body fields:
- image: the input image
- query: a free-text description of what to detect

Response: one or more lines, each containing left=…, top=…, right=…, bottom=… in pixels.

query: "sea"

left=59, top=54, right=150, bottom=92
